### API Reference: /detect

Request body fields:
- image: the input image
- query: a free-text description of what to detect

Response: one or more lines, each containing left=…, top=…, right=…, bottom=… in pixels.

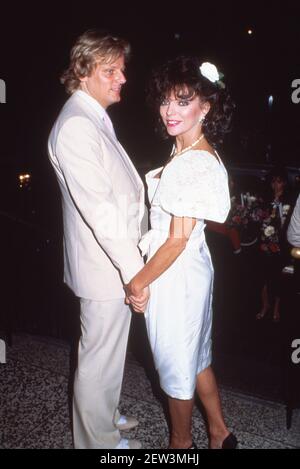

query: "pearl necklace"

left=171, top=133, right=205, bottom=158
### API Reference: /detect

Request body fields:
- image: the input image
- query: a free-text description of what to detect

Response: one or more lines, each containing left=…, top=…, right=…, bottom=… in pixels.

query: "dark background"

left=1, top=1, right=300, bottom=169
left=0, top=1, right=300, bottom=401
left=1, top=1, right=300, bottom=251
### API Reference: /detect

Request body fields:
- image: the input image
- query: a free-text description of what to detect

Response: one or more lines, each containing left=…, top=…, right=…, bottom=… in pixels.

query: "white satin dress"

left=139, top=149, right=230, bottom=400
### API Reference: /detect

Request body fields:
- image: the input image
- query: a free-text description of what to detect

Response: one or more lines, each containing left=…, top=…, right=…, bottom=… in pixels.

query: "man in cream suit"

left=48, top=30, right=149, bottom=449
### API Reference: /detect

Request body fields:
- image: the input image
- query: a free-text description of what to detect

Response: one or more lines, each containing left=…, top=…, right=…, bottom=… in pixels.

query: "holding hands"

left=124, top=281, right=149, bottom=313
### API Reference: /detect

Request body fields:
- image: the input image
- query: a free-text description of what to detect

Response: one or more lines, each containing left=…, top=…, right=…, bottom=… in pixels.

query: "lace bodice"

left=148, top=149, right=230, bottom=222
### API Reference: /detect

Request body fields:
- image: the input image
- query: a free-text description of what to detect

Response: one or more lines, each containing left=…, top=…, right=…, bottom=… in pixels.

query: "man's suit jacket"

left=48, top=90, right=145, bottom=300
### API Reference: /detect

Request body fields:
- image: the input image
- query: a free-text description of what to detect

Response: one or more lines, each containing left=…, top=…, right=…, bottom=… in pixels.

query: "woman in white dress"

left=125, top=56, right=237, bottom=449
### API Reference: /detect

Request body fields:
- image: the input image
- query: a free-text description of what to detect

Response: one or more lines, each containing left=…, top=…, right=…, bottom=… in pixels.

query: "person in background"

left=256, top=168, right=292, bottom=322
left=48, top=30, right=148, bottom=449
left=287, top=193, right=300, bottom=248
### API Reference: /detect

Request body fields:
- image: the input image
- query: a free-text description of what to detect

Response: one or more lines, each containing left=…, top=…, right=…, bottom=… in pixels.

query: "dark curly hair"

left=147, top=55, right=235, bottom=147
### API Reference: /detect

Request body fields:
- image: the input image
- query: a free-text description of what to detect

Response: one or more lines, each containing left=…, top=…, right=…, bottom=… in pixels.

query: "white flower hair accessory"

left=199, top=62, right=225, bottom=89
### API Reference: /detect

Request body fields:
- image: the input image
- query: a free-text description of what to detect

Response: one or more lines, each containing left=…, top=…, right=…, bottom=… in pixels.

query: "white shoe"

left=115, top=438, right=142, bottom=449
left=116, top=415, right=139, bottom=431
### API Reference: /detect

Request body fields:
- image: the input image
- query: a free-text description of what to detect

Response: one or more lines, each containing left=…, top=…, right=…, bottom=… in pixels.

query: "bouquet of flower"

left=228, top=198, right=249, bottom=227
left=227, top=194, right=265, bottom=245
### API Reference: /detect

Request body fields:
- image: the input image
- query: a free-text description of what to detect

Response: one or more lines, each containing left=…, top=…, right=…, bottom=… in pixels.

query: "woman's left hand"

left=124, top=281, right=137, bottom=298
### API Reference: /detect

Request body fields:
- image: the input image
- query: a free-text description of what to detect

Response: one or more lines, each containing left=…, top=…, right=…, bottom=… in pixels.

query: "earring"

left=199, top=115, right=205, bottom=124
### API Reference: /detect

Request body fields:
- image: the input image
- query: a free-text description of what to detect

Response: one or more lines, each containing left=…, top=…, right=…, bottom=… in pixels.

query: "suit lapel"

left=95, top=116, right=143, bottom=192
left=74, top=93, right=145, bottom=230
left=104, top=127, right=145, bottom=234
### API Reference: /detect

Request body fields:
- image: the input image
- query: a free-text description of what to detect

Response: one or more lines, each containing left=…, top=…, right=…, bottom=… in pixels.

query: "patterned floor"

left=0, top=334, right=299, bottom=449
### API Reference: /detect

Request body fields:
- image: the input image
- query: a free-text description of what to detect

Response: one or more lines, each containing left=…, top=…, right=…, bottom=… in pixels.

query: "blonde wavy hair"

left=60, top=30, right=131, bottom=94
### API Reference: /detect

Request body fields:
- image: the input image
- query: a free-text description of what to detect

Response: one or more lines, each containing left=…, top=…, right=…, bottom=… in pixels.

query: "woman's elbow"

left=167, top=236, right=188, bottom=253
